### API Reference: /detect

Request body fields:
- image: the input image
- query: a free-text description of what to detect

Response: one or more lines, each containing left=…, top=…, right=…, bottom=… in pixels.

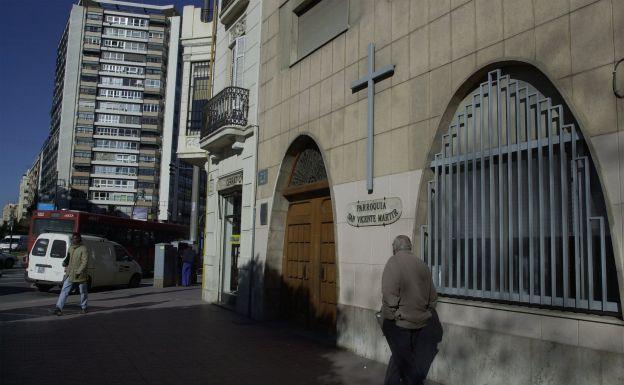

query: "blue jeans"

left=181, top=262, right=192, bottom=286
left=56, top=278, right=88, bottom=310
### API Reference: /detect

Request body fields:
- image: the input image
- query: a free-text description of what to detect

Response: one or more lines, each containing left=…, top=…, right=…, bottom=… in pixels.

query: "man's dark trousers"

left=382, top=311, right=442, bottom=385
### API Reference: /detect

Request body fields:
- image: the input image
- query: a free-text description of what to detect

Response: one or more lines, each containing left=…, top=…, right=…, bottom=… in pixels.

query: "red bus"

left=28, top=210, right=188, bottom=276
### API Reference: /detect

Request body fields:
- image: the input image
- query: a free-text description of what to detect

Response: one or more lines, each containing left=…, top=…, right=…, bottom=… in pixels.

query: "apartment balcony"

left=200, top=86, right=250, bottom=154
left=220, top=0, right=249, bottom=26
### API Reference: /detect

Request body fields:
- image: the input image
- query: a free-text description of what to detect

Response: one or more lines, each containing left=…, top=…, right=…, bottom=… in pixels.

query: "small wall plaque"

left=346, top=197, right=402, bottom=227
left=258, top=168, right=268, bottom=186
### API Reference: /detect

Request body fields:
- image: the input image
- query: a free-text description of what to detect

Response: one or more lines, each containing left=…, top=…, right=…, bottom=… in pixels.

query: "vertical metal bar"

left=489, top=73, right=496, bottom=297
left=507, top=80, right=514, bottom=299
left=547, top=103, right=556, bottom=305
left=464, top=110, right=470, bottom=295
left=457, top=121, right=462, bottom=294
left=560, top=118, right=569, bottom=307
left=577, top=158, right=586, bottom=301
left=428, top=180, right=434, bottom=271
left=517, top=87, right=525, bottom=301
left=480, top=84, right=486, bottom=296
left=537, top=100, right=546, bottom=305
left=497, top=73, right=505, bottom=299
left=420, top=226, right=427, bottom=262
left=448, top=131, right=455, bottom=293
left=434, top=154, right=441, bottom=288
left=528, top=92, right=535, bottom=303
left=366, top=43, right=374, bottom=193
left=437, top=152, right=443, bottom=289
left=583, top=158, right=593, bottom=308
left=572, top=127, right=580, bottom=306
left=473, top=95, right=479, bottom=294
left=598, top=217, right=607, bottom=311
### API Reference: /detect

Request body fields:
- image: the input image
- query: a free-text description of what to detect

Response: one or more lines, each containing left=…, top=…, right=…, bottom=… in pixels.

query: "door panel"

left=283, top=196, right=337, bottom=331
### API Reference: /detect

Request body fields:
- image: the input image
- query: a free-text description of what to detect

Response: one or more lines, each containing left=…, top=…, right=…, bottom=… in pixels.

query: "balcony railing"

left=221, top=0, right=235, bottom=13
left=201, top=86, right=249, bottom=139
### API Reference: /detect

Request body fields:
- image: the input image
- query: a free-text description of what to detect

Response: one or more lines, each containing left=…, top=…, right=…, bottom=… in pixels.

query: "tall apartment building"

left=39, top=0, right=181, bottom=220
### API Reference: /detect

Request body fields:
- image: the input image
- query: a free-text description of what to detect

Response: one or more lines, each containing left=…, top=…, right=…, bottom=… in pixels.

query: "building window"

left=146, top=56, right=162, bottom=64
left=143, top=103, right=160, bottom=113
left=74, top=150, right=92, bottom=158
left=78, top=99, right=96, bottom=109
left=138, top=168, right=155, bottom=176
left=86, top=12, right=102, bottom=21
left=420, top=69, right=620, bottom=314
left=187, top=61, right=210, bottom=134
left=84, top=36, right=100, bottom=45
left=145, top=79, right=161, bottom=88
left=94, top=139, right=139, bottom=151
left=75, top=126, right=93, bottom=134
left=77, top=112, right=94, bottom=121
left=138, top=155, right=156, bottom=163
left=230, top=37, right=245, bottom=87
left=280, top=0, right=349, bottom=66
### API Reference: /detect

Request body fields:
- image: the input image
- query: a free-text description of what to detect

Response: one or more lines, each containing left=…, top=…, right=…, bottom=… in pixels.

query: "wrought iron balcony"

left=201, top=86, right=249, bottom=140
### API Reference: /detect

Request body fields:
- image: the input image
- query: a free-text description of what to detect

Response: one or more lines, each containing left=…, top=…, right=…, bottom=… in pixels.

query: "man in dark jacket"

left=381, top=235, right=443, bottom=385
left=54, top=233, right=89, bottom=315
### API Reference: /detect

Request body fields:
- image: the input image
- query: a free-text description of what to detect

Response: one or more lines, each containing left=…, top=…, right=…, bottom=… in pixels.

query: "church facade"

left=210, top=0, right=624, bottom=383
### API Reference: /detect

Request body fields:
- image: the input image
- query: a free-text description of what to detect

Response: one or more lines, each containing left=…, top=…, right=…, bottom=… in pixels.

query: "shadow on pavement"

left=1, top=301, right=391, bottom=385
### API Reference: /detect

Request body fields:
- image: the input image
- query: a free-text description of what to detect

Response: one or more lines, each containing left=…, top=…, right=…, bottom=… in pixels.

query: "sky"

left=0, top=0, right=203, bottom=211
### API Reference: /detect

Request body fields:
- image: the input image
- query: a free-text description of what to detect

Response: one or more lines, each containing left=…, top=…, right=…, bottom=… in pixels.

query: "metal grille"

left=187, top=61, right=211, bottom=135
left=201, top=86, right=249, bottom=139
left=420, top=69, right=620, bottom=313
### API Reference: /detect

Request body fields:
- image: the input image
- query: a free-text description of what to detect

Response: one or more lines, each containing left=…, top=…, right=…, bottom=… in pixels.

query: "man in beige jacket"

left=381, top=235, right=442, bottom=385
left=54, top=232, right=89, bottom=315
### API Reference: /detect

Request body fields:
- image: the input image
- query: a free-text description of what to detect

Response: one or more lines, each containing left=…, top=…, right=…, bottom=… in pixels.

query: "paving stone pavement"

left=0, top=285, right=440, bottom=385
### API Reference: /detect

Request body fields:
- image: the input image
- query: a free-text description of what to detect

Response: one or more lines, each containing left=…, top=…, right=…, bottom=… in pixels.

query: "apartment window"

left=138, top=155, right=156, bottom=163
left=280, top=0, right=349, bottom=66
left=104, top=27, right=147, bottom=39
left=147, top=43, right=163, bottom=51
left=188, top=61, right=210, bottom=133
left=138, top=168, right=155, bottom=176
left=143, top=103, right=160, bottom=113
left=100, top=77, right=143, bottom=87
left=93, top=165, right=137, bottom=176
left=102, top=51, right=125, bottom=61
left=101, top=64, right=144, bottom=75
left=81, top=75, right=98, bottom=83
left=84, top=36, right=100, bottom=45
left=92, top=178, right=135, bottom=190
left=86, top=12, right=103, bottom=21
left=95, top=127, right=139, bottom=137
left=145, top=68, right=161, bottom=75
left=148, top=31, right=164, bottom=39
left=137, top=181, right=155, bottom=189
left=78, top=99, right=96, bottom=109
left=75, top=126, right=94, bottom=134
left=231, top=36, right=245, bottom=87
left=82, top=62, right=99, bottom=71
left=146, top=56, right=162, bottom=63
left=91, top=191, right=135, bottom=202
left=145, top=79, right=161, bottom=88
left=77, top=112, right=94, bottom=121
left=99, top=89, right=143, bottom=100
left=97, top=102, right=141, bottom=113
left=76, top=137, right=93, bottom=145
left=74, top=150, right=92, bottom=158
left=96, top=114, right=141, bottom=125
left=72, top=177, right=90, bottom=186
left=141, top=117, right=160, bottom=125
left=80, top=86, right=97, bottom=95
left=85, top=25, right=102, bottom=33
left=94, top=139, right=139, bottom=151
left=93, top=152, right=137, bottom=163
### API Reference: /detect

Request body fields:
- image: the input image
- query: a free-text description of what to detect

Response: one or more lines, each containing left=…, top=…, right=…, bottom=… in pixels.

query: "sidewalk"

left=0, top=285, right=439, bottom=385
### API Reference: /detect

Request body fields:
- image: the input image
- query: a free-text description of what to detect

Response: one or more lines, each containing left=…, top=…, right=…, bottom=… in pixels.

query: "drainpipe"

left=248, top=124, right=259, bottom=318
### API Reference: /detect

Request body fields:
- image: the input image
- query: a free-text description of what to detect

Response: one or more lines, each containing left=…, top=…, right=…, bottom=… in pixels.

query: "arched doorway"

left=416, top=64, right=621, bottom=315
left=280, top=142, right=337, bottom=332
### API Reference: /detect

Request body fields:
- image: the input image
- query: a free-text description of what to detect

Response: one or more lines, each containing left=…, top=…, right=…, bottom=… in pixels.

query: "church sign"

left=217, top=171, right=243, bottom=191
left=346, top=197, right=402, bottom=227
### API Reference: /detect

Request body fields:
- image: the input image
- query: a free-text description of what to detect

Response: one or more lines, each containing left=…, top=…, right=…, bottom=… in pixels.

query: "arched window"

left=288, top=148, right=327, bottom=187
left=420, top=69, right=620, bottom=314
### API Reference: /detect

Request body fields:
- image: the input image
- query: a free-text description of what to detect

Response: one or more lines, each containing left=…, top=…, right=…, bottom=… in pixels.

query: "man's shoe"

left=53, top=308, right=62, bottom=316
left=81, top=308, right=87, bottom=314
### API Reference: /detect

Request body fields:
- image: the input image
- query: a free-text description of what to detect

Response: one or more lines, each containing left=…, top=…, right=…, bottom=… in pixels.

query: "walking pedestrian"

left=381, top=235, right=443, bottom=385
left=53, top=232, right=89, bottom=315
left=180, top=243, right=195, bottom=287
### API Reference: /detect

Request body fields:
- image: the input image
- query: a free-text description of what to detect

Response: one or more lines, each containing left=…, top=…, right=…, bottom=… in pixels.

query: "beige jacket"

left=66, top=244, right=89, bottom=283
left=381, top=250, right=437, bottom=329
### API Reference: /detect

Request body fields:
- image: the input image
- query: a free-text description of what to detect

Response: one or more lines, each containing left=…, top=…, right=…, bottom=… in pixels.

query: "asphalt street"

left=0, top=268, right=436, bottom=385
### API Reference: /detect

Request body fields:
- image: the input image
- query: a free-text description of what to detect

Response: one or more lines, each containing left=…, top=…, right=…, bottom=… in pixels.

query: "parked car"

left=0, top=235, right=27, bottom=252
left=25, top=233, right=142, bottom=292
left=0, top=252, right=16, bottom=269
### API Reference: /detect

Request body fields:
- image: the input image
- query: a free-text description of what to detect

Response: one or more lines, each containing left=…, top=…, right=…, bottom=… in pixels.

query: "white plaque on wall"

left=346, top=197, right=402, bottom=227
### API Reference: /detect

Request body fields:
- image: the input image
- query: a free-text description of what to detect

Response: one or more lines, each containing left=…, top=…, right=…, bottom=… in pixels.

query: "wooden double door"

left=282, top=195, right=337, bottom=331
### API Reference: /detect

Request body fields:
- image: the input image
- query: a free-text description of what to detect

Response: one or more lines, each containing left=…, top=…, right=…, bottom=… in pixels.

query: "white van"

left=0, top=235, right=27, bottom=252
left=26, top=233, right=142, bottom=292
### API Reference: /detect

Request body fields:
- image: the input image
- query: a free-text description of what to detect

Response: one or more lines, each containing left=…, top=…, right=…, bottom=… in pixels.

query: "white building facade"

left=199, top=0, right=261, bottom=313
